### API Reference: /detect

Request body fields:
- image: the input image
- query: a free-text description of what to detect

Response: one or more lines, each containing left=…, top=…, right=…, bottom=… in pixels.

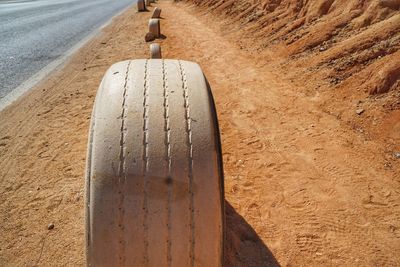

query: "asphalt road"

left=0, top=0, right=135, bottom=99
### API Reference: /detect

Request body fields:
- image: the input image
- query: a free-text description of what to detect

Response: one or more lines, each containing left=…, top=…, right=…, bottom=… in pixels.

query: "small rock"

left=47, top=223, right=55, bottom=230
left=394, top=152, right=400, bottom=159
left=145, top=32, right=155, bottom=42
left=319, top=46, right=326, bottom=52
left=384, top=162, right=392, bottom=169
left=356, top=108, right=365, bottom=115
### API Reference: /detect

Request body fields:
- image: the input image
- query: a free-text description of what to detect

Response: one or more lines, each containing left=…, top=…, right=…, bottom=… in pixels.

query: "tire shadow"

left=225, top=201, right=281, bottom=267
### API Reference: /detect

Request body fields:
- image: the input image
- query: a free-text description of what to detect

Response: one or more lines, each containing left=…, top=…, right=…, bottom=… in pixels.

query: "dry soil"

left=0, top=1, right=399, bottom=266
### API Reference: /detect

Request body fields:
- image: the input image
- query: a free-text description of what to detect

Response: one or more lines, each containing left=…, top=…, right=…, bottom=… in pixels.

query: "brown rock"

left=356, top=108, right=365, bottom=115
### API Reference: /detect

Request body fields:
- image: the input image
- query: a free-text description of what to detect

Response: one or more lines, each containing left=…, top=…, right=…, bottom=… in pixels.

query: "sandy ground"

left=1, top=1, right=399, bottom=266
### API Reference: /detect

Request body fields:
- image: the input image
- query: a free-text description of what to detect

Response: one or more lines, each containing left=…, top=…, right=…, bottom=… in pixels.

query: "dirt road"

left=0, top=0, right=135, bottom=100
left=0, top=1, right=399, bottom=266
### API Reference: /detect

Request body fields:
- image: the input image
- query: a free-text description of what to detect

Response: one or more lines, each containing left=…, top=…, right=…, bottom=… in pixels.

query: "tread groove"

left=117, top=61, right=131, bottom=266
left=163, top=60, right=173, bottom=267
left=142, top=59, right=150, bottom=265
left=179, top=60, right=195, bottom=267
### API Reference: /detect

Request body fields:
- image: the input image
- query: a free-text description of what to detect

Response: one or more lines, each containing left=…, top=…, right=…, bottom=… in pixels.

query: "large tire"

left=85, top=59, right=224, bottom=267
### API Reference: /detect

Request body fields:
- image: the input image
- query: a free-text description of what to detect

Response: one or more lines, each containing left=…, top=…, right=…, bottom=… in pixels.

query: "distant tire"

left=151, top=7, right=161, bottom=18
left=137, top=0, right=145, bottom=12
left=149, top=18, right=160, bottom=38
left=85, top=59, right=224, bottom=267
left=150, top=43, right=162, bottom=59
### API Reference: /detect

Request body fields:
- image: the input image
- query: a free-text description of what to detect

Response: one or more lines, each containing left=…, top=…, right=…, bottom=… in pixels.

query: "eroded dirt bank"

left=180, top=0, right=400, bottom=153
left=0, top=1, right=399, bottom=266
left=183, top=0, right=400, bottom=94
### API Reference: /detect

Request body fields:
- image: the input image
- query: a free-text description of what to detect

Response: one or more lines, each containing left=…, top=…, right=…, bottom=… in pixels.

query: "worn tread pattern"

left=85, top=59, right=224, bottom=267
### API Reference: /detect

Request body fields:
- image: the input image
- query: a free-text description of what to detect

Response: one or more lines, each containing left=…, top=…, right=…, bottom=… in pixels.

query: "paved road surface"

left=0, top=0, right=135, bottom=100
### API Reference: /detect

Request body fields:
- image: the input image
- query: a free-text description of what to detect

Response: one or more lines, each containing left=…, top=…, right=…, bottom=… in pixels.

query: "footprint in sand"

left=0, top=136, right=12, bottom=147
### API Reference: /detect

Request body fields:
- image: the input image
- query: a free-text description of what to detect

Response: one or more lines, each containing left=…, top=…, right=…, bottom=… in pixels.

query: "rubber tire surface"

left=148, top=18, right=160, bottom=38
left=151, top=7, right=161, bottom=18
left=150, top=43, right=162, bottom=59
left=137, top=0, right=145, bottom=12
left=85, top=59, right=224, bottom=267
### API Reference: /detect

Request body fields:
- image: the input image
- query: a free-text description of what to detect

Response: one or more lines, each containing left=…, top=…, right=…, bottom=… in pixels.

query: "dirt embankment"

left=179, top=0, right=400, bottom=165
left=181, top=0, right=400, bottom=95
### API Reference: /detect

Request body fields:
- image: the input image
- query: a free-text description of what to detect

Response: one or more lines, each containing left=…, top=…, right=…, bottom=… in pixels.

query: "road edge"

left=0, top=2, right=136, bottom=112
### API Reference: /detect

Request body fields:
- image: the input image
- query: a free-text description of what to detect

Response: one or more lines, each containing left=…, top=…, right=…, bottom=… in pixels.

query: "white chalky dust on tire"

left=150, top=44, right=162, bottom=59
left=149, top=18, right=160, bottom=38
left=85, top=59, right=224, bottom=267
